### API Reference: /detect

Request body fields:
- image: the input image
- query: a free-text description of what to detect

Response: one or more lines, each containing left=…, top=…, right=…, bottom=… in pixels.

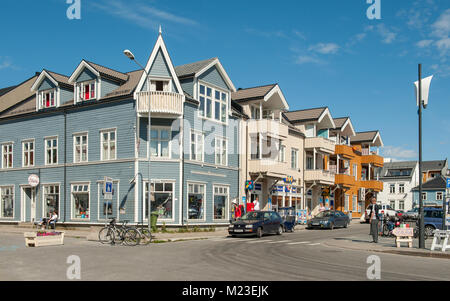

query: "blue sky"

left=0, top=0, right=449, bottom=162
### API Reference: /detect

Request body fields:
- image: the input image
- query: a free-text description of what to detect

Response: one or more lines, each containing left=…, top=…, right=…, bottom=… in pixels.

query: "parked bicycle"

left=98, top=218, right=144, bottom=246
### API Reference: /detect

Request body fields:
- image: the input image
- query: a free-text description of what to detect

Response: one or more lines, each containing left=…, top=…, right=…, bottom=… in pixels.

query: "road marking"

left=268, top=240, right=291, bottom=244
left=247, top=240, right=273, bottom=244
left=307, top=243, right=321, bottom=246
left=287, top=241, right=311, bottom=245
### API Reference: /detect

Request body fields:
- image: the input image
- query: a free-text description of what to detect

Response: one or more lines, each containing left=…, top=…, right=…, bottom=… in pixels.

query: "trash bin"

left=150, top=212, right=159, bottom=231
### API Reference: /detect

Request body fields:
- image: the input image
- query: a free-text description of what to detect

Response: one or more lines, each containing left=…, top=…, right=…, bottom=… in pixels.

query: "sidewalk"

left=324, top=233, right=450, bottom=259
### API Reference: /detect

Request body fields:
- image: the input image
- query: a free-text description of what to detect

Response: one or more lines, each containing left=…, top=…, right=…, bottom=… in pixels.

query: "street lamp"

left=414, top=64, right=433, bottom=249
left=123, top=49, right=152, bottom=232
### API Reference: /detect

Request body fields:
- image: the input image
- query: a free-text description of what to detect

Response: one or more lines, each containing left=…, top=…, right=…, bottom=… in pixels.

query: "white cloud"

left=416, top=39, right=434, bottom=48
left=382, top=146, right=417, bottom=160
left=295, top=55, right=324, bottom=65
left=365, top=24, right=397, bottom=44
left=308, top=43, right=340, bottom=54
left=0, top=57, right=13, bottom=70
left=431, top=9, right=450, bottom=38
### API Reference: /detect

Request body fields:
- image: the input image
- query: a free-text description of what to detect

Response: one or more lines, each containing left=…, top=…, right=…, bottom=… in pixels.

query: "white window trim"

left=41, top=183, right=61, bottom=218
left=148, top=76, right=172, bottom=92
left=1, top=142, right=13, bottom=169
left=44, top=137, right=58, bottom=166
left=70, top=182, right=91, bottom=221
left=187, top=182, right=207, bottom=222
left=278, top=144, right=286, bottom=163
left=100, top=129, right=117, bottom=161
left=73, top=132, right=89, bottom=163
left=291, top=148, right=299, bottom=170
left=436, top=192, right=443, bottom=201
left=198, top=82, right=229, bottom=125
left=22, top=139, right=35, bottom=168
left=213, top=185, right=229, bottom=221
left=421, top=192, right=427, bottom=201
left=214, top=137, right=228, bottom=167
left=190, top=130, right=205, bottom=163
left=142, top=179, right=176, bottom=223
left=37, top=88, right=58, bottom=110
left=0, top=185, right=15, bottom=219
left=150, top=126, right=172, bottom=159
left=389, top=184, right=396, bottom=194
left=77, top=80, right=97, bottom=102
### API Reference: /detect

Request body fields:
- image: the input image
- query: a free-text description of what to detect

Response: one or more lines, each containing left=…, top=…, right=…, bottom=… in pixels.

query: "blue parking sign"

left=106, top=182, right=113, bottom=193
left=447, top=177, right=450, bottom=188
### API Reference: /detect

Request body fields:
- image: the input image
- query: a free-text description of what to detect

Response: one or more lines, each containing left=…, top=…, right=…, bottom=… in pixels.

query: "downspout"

left=63, top=110, right=67, bottom=223
left=181, top=106, right=185, bottom=227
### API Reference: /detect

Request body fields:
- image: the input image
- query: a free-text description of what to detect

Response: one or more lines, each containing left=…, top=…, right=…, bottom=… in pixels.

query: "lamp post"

left=414, top=64, right=433, bottom=249
left=124, top=49, right=152, bottom=231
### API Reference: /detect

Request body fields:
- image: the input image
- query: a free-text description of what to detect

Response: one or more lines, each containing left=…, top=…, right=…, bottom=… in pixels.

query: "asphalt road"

left=1, top=223, right=449, bottom=281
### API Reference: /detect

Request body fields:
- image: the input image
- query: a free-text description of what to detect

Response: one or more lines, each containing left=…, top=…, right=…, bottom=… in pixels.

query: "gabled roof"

left=175, top=58, right=217, bottom=78
left=332, top=117, right=356, bottom=137
left=284, top=107, right=327, bottom=123
left=351, top=131, right=383, bottom=147
left=380, top=161, right=418, bottom=179
left=31, top=69, right=73, bottom=91
left=333, top=117, right=349, bottom=129
left=412, top=175, right=446, bottom=191
left=231, top=84, right=288, bottom=110
left=68, top=60, right=129, bottom=84
left=0, top=74, right=38, bottom=114
left=422, top=159, right=447, bottom=172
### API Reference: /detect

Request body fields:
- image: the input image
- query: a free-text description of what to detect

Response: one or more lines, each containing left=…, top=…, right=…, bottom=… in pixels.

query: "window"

left=215, top=137, right=227, bottom=166
left=71, top=184, right=89, bottom=220
left=306, top=156, right=314, bottom=170
left=101, top=130, right=116, bottom=161
left=151, top=128, right=171, bottom=158
left=22, top=140, right=34, bottom=167
left=38, top=89, right=56, bottom=109
left=78, top=81, right=96, bottom=101
left=144, top=181, right=174, bottom=220
left=151, top=80, right=169, bottom=92
left=45, top=138, right=58, bottom=165
left=436, top=192, right=443, bottom=201
left=389, top=184, right=395, bottom=194
left=188, top=183, right=205, bottom=220
left=74, top=134, right=88, bottom=163
left=263, top=110, right=273, bottom=119
left=390, top=200, right=396, bottom=210
left=344, top=195, right=349, bottom=212
left=251, top=105, right=261, bottom=120
left=250, top=134, right=260, bottom=160
left=190, top=131, right=204, bottom=162
left=2, top=143, right=13, bottom=169
left=214, top=186, right=229, bottom=220
left=199, top=84, right=227, bottom=123
left=398, top=184, right=405, bottom=194
left=352, top=196, right=357, bottom=212
left=291, top=148, right=298, bottom=170
left=278, top=145, right=286, bottom=163
left=353, top=164, right=358, bottom=181
left=421, top=192, right=427, bottom=201
left=43, top=185, right=59, bottom=217
left=0, top=186, right=14, bottom=218
left=399, top=201, right=405, bottom=210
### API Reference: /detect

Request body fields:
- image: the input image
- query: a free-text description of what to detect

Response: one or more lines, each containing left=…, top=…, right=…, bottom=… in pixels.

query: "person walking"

left=369, top=197, right=380, bottom=243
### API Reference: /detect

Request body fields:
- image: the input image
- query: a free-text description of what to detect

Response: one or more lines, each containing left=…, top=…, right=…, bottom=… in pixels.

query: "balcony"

left=305, top=137, right=335, bottom=154
left=305, top=169, right=335, bottom=185
left=335, top=174, right=356, bottom=187
left=248, top=119, right=288, bottom=139
left=334, top=144, right=355, bottom=159
left=360, top=180, right=383, bottom=191
left=360, top=153, right=384, bottom=167
left=248, top=159, right=292, bottom=178
left=136, top=91, right=184, bottom=115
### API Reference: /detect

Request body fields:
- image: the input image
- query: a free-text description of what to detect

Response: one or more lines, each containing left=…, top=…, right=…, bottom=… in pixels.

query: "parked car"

left=364, top=203, right=396, bottom=222
left=404, top=207, right=419, bottom=220
left=307, top=210, right=350, bottom=230
left=395, top=210, right=405, bottom=219
left=228, top=211, right=283, bottom=238
left=423, top=207, right=445, bottom=237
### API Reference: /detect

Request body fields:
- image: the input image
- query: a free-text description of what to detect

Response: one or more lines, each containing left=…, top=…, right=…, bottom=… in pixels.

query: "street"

left=1, top=223, right=449, bottom=281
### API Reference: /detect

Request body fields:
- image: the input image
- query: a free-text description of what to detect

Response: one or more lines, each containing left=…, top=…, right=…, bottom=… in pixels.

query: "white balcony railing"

left=305, top=137, right=335, bottom=154
left=305, top=169, right=335, bottom=184
left=136, top=91, right=184, bottom=115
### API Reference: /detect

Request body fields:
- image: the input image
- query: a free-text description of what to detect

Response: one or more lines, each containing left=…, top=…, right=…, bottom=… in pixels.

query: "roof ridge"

left=355, top=130, right=379, bottom=134
left=175, top=57, right=217, bottom=68
left=84, top=60, right=128, bottom=76
left=286, top=106, right=328, bottom=114
left=234, top=83, right=277, bottom=91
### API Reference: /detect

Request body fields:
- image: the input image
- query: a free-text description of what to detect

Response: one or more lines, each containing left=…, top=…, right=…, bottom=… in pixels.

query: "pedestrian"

left=254, top=196, right=260, bottom=211
left=369, top=197, right=380, bottom=243
left=232, top=200, right=242, bottom=221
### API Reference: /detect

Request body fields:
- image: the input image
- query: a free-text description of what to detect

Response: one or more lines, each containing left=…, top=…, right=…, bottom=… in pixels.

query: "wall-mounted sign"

left=28, top=174, right=40, bottom=187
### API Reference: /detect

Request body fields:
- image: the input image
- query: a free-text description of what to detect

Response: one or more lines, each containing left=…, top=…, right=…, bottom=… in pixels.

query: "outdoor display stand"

left=24, top=231, right=65, bottom=247
left=431, top=230, right=450, bottom=252
left=393, top=227, right=413, bottom=248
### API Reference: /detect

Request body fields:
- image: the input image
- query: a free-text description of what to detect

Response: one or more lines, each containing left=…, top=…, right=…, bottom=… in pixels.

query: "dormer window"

left=38, top=89, right=56, bottom=109
left=77, top=81, right=96, bottom=102
left=150, top=80, right=170, bottom=92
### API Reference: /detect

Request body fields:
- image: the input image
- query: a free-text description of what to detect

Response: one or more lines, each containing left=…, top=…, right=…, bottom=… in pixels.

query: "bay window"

left=0, top=186, right=14, bottom=218
left=2, top=143, right=13, bottom=169
left=199, top=84, right=228, bottom=123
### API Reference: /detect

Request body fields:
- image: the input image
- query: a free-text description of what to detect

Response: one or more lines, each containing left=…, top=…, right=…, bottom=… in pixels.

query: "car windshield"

left=240, top=212, right=263, bottom=220
left=315, top=211, right=333, bottom=218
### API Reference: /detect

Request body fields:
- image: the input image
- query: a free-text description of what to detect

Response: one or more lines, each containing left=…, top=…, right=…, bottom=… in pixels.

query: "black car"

left=228, top=211, right=283, bottom=238
left=307, top=210, right=350, bottom=230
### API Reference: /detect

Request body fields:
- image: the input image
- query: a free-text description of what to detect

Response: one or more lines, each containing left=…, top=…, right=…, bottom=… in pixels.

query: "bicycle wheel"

left=113, top=228, right=125, bottom=245
left=139, top=227, right=152, bottom=245
left=98, top=227, right=115, bottom=244
left=123, top=228, right=140, bottom=246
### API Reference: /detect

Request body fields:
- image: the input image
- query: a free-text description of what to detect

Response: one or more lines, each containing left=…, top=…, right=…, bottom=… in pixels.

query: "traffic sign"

left=447, top=178, right=450, bottom=188
left=104, top=177, right=113, bottom=200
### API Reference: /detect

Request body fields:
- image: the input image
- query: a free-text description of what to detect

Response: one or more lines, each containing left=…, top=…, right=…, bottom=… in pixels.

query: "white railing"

left=136, top=91, right=183, bottom=115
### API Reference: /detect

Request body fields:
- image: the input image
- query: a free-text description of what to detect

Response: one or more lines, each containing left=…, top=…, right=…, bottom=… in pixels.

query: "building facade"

left=0, top=33, right=240, bottom=226
left=412, top=176, right=447, bottom=208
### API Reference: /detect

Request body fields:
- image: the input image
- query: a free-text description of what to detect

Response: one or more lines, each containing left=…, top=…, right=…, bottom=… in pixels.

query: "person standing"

left=369, top=197, right=380, bottom=243
left=254, top=196, right=260, bottom=211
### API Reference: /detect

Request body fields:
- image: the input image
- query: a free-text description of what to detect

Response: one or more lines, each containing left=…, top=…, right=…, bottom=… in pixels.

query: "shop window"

left=213, top=186, right=228, bottom=220
left=188, top=183, right=205, bottom=220
left=43, top=185, right=59, bottom=217
left=72, top=184, right=90, bottom=220
left=144, top=181, right=174, bottom=220
left=0, top=186, right=14, bottom=218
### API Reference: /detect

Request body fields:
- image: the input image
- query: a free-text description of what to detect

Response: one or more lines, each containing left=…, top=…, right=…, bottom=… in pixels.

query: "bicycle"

left=99, top=218, right=140, bottom=246
left=98, top=218, right=118, bottom=245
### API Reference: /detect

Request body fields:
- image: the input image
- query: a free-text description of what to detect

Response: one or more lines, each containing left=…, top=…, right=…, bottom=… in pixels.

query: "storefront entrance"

left=21, top=187, right=36, bottom=222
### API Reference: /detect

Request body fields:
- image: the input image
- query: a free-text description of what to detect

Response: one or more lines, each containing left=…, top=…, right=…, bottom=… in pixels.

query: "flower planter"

left=24, top=231, right=65, bottom=247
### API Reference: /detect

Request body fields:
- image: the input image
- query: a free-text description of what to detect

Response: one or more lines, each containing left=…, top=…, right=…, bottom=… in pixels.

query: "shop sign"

left=245, top=181, right=254, bottom=191
left=254, top=183, right=262, bottom=191
left=28, top=174, right=40, bottom=187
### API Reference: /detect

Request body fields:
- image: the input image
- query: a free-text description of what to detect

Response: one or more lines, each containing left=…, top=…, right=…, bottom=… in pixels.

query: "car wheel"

left=425, top=225, right=435, bottom=237
left=277, top=225, right=283, bottom=235
left=329, top=222, right=334, bottom=230
left=344, top=222, right=348, bottom=228
left=256, top=227, right=263, bottom=238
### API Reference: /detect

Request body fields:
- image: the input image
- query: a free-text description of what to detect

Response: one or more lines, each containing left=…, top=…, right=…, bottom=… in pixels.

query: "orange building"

left=329, top=119, right=384, bottom=218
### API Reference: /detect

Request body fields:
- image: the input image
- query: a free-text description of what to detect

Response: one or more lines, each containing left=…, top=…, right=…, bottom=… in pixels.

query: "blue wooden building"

left=0, top=33, right=241, bottom=226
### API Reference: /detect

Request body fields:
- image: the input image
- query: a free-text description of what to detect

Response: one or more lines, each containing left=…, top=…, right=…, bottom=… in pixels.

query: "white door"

left=30, top=188, right=36, bottom=222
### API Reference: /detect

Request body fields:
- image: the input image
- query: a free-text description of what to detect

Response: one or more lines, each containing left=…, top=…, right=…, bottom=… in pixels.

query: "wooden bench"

left=393, top=228, right=414, bottom=248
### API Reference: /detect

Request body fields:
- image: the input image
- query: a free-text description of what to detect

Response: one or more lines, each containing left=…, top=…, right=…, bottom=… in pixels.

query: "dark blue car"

left=423, top=208, right=445, bottom=236
left=228, top=211, right=283, bottom=238
left=307, top=210, right=350, bottom=230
